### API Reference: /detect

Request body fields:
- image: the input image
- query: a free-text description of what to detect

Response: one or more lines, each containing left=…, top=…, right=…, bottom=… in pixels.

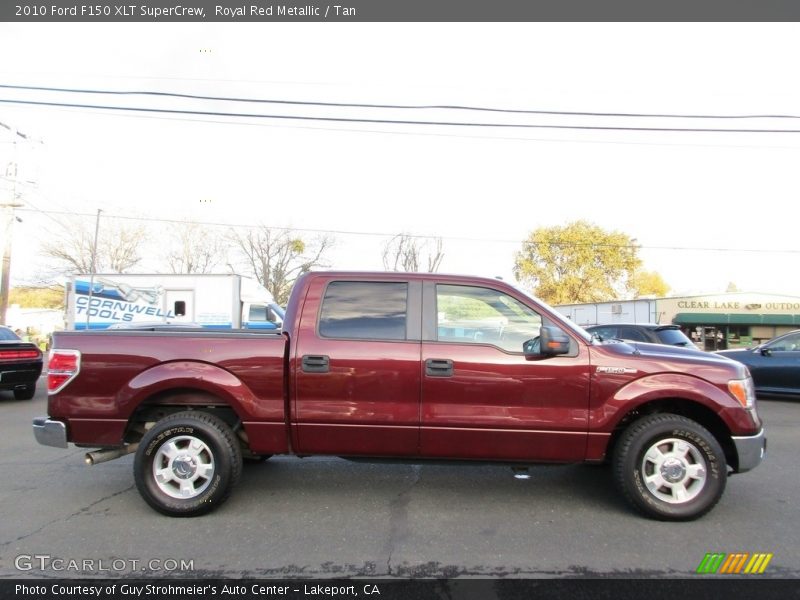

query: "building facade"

left=556, top=292, right=800, bottom=351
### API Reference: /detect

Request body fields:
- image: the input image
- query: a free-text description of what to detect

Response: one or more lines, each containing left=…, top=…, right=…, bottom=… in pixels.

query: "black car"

left=717, top=330, right=800, bottom=399
left=585, top=323, right=696, bottom=348
left=0, top=326, right=43, bottom=400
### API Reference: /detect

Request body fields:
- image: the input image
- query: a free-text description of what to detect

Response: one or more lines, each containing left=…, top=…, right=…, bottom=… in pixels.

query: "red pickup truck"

left=34, top=272, right=765, bottom=520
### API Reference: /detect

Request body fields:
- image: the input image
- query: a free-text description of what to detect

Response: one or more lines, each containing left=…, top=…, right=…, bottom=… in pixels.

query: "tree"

left=229, top=226, right=333, bottom=305
left=9, top=286, right=64, bottom=309
left=514, top=220, right=641, bottom=305
left=41, top=216, right=147, bottom=274
left=629, top=269, right=670, bottom=298
left=382, top=234, right=444, bottom=273
left=166, top=223, right=225, bottom=274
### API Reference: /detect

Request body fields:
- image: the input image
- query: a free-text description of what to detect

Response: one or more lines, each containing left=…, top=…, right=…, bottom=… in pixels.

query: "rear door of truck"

left=291, top=275, right=422, bottom=456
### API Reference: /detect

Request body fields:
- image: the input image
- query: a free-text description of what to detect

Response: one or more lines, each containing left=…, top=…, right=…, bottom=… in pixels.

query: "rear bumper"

left=0, top=364, right=42, bottom=389
left=32, top=417, right=68, bottom=449
left=732, top=428, right=766, bottom=473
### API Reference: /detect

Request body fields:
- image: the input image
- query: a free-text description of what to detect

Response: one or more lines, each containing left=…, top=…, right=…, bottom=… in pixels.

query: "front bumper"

left=32, top=417, right=68, bottom=449
left=732, top=428, right=766, bottom=473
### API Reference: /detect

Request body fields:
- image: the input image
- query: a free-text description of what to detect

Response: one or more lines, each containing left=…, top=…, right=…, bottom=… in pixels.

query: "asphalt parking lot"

left=0, top=382, right=797, bottom=579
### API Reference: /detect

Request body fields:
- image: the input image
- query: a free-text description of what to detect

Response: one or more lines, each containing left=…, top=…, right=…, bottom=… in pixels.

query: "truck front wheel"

left=613, top=414, right=727, bottom=521
left=134, top=411, right=242, bottom=517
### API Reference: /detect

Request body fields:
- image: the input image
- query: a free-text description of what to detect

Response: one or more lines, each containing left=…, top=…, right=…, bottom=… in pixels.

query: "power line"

left=5, top=97, right=800, bottom=134
left=12, top=101, right=800, bottom=151
left=17, top=206, right=800, bottom=255
left=2, top=82, right=799, bottom=121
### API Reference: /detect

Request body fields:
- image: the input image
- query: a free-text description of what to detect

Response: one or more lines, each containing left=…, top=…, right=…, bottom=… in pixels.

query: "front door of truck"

left=293, top=278, right=422, bottom=456
left=420, top=282, right=590, bottom=462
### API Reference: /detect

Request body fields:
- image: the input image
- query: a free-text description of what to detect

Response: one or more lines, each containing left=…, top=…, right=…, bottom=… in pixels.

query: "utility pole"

left=85, top=208, right=102, bottom=329
left=0, top=202, right=22, bottom=324
left=0, top=121, right=32, bottom=325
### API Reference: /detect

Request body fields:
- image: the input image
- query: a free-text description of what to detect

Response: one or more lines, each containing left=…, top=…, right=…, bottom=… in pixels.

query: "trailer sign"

left=66, top=274, right=284, bottom=331
left=75, top=295, right=175, bottom=323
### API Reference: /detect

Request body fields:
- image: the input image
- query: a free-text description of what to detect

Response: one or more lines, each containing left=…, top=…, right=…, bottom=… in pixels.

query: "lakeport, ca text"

left=16, top=584, right=380, bottom=597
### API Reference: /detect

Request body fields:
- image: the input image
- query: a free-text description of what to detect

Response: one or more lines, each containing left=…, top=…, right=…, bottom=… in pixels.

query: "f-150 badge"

left=596, top=366, right=638, bottom=374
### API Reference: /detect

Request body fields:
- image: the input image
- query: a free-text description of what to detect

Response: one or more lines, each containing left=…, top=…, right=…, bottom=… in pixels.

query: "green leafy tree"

left=514, top=221, right=641, bottom=305
left=9, top=286, right=64, bottom=309
left=629, top=270, right=670, bottom=298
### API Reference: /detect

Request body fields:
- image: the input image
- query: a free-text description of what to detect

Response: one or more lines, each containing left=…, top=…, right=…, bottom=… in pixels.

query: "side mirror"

left=760, top=347, right=772, bottom=356
left=523, top=337, right=540, bottom=355
left=527, top=326, right=571, bottom=357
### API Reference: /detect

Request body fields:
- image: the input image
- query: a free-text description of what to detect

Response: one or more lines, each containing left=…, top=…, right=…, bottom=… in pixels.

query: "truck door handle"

left=302, top=355, right=330, bottom=373
left=426, top=358, right=454, bottom=377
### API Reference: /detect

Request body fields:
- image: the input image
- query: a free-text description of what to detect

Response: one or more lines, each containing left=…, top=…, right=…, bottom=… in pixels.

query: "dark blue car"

left=717, top=330, right=800, bottom=399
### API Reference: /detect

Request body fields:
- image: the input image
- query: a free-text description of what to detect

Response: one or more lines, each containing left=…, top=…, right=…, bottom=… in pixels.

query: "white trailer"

left=65, top=273, right=284, bottom=330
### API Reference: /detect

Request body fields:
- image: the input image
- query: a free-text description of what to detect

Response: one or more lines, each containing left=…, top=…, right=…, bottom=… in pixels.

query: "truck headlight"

left=728, top=377, right=756, bottom=409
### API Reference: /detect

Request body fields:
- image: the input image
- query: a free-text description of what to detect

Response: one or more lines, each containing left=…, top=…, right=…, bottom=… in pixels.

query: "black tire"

left=134, top=411, right=242, bottom=517
left=14, top=384, right=35, bottom=400
left=613, top=413, right=727, bottom=521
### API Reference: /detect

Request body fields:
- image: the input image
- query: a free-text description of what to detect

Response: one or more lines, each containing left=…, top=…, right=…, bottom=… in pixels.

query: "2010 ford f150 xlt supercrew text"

left=34, top=272, right=766, bottom=520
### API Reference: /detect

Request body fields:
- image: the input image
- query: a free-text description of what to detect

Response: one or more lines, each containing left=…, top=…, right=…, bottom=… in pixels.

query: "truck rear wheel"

left=134, top=411, right=242, bottom=517
left=613, top=414, right=727, bottom=521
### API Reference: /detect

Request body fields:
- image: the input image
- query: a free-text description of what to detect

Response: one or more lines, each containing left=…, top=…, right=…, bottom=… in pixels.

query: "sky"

left=1, top=22, right=800, bottom=297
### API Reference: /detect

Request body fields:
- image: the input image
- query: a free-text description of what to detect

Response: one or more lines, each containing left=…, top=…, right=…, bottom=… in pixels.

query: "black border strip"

left=4, top=0, right=800, bottom=23
left=2, top=579, right=800, bottom=600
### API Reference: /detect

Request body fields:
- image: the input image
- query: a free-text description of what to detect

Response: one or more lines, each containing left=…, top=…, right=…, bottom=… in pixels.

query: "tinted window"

left=618, top=327, right=648, bottom=342
left=249, top=305, right=268, bottom=321
left=590, top=326, right=618, bottom=341
left=436, top=285, right=542, bottom=353
left=319, top=281, right=408, bottom=340
left=766, top=332, right=800, bottom=352
left=0, top=327, right=19, bottom=341
left=655, top=328, right=693, bottom=346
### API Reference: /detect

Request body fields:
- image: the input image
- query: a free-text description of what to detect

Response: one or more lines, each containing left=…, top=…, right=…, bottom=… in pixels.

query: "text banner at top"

left=4, top=0, right=800, bottom=22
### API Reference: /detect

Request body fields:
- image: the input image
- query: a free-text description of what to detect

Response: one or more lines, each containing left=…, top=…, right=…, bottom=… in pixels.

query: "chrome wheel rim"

left=641, top=437, right=707, bottom=504
left=152, top=435, right=215, bottom=499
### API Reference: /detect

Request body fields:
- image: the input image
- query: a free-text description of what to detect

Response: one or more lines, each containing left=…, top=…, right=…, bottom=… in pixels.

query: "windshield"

left=0, top=327, right=20, bottom=341
left=655, top=328, right=693, bottom=346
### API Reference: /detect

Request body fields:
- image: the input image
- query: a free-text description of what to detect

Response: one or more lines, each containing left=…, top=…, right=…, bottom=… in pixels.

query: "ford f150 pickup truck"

left=34, top=272, right=766, bottom=520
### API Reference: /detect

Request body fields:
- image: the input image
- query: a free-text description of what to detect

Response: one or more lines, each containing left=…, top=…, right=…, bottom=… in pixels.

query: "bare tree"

left=166, top=223, right=225, bottom=274
left=229, top=226, right=333, bottom=304
left=41, top=216, right=147, bottom=274
left=382, top=233, right=444, bottom=273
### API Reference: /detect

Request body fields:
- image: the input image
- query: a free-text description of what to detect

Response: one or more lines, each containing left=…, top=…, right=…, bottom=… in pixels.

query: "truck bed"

left=48, top=330, right=287, bottom=451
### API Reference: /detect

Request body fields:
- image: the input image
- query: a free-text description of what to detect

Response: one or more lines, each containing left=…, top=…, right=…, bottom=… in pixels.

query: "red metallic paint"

left=291, top=275, right=421, bottom=456
left=48, top=331, right=286, bottom=448
left=589, top=346, right=761, bottom=436
left=420, top=342, right=591, bottom=462
left=46, top=271, right=761, bottom=468
left=68, top=418, right=128, bottom=446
